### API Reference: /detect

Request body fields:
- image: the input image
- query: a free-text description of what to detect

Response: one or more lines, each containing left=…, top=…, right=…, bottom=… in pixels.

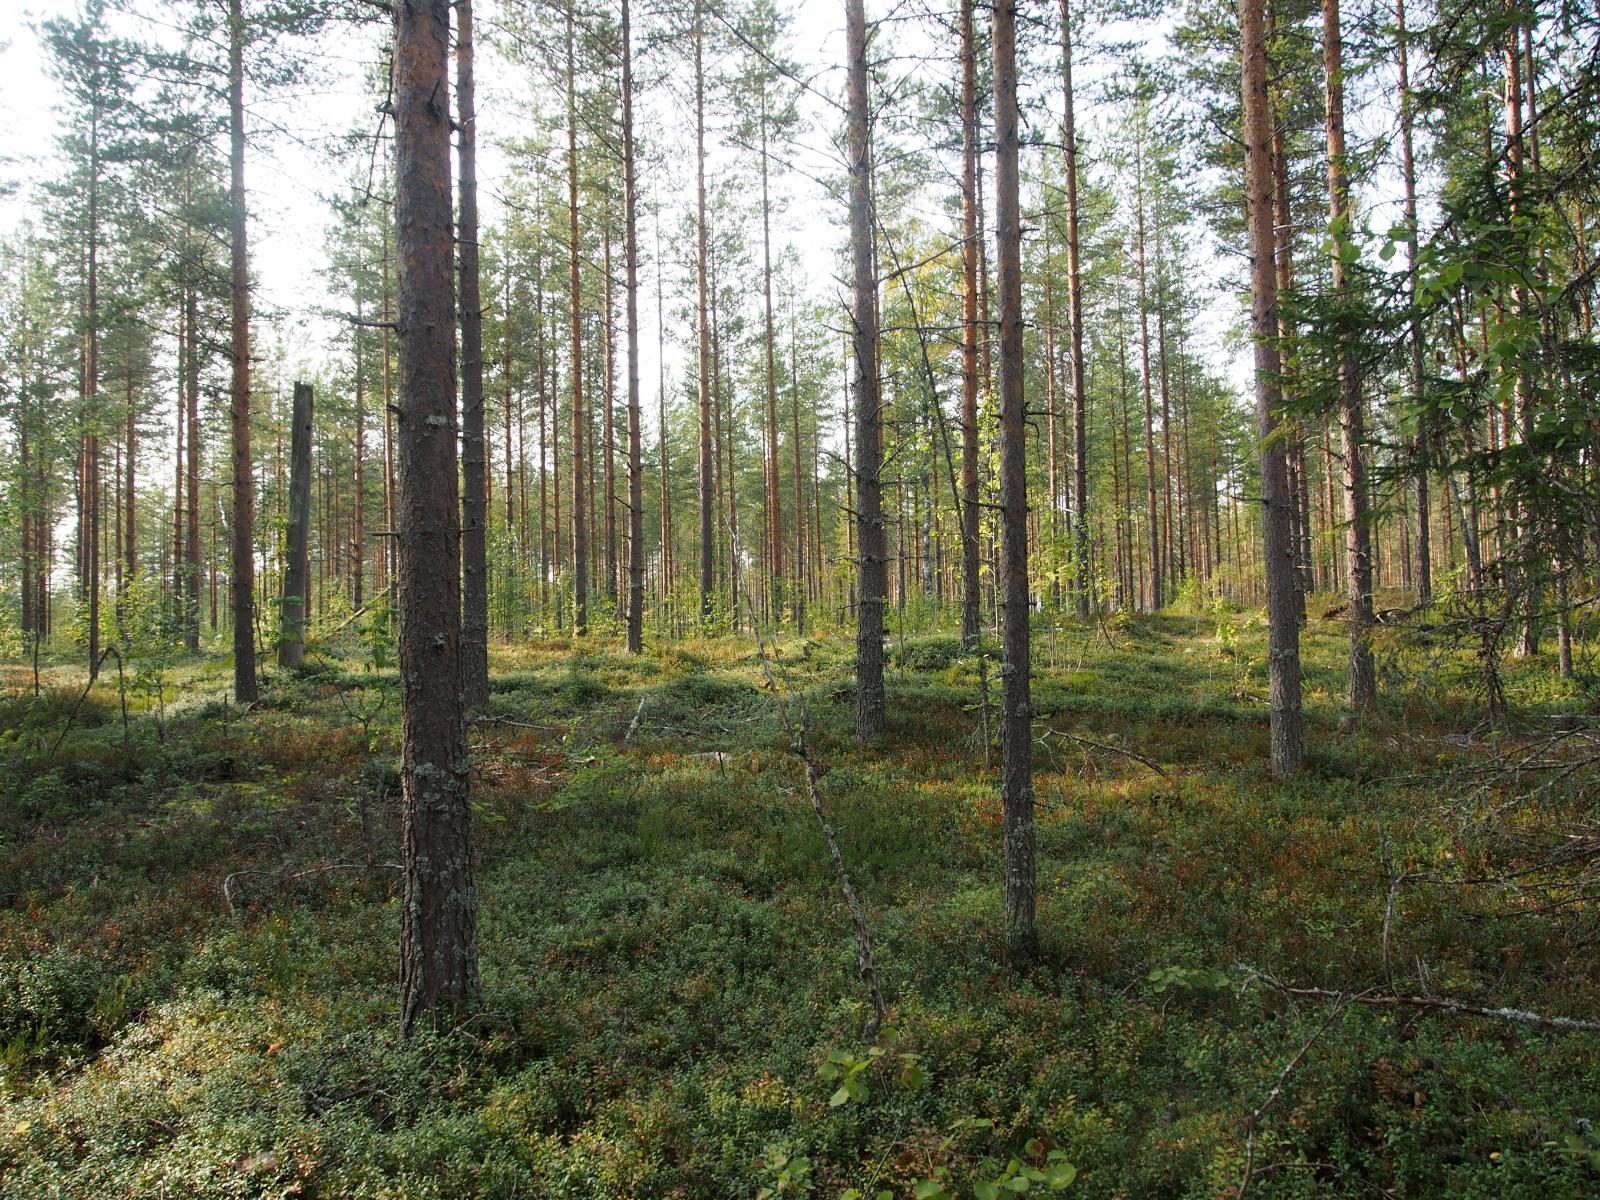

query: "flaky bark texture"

left=992, top=0, right=1035, bottom=957
left=228, top=0, right=256, bottom=704
left=279, top=382, right=312, bottom=669
left=394, top=0, right=477, bottom=1038
left=1242, top=0, right=1305, bottom=776
left=846, top=0, right=885, bottom=739
left=457, top=0, right=489, bottom=707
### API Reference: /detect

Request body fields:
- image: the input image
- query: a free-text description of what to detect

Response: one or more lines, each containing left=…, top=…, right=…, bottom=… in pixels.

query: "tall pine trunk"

left=458, top=0, right=489, bottom=704
left=1242, top=0, right=1305, bottom=775
left=1323, top=0, right=1376, bottom=708
left=1060, top=0, right=1089, bottom=618
left=1134, top=131, right=1161, bottom=610
left=993, top=0, right=1035, bottom=956
left=622, top=0, right=645, bottom=654
left=1396, top=0, right=1430, bottom=605
left=695, top=1, right=715, bottom=626
left=85, top=110, right=101, bottom=678
left=279, top=383, right=312, bottom=669
left=847, top=0, right=885, bottom=738
left=394, top=0, right=477, bottom=1037
left=760, top=89, right=783, bottom=627
left=566, top=0, right=589, bottom=636
left=958, top=0, right=982, bottom=648
left=228, top=0, right=256, bottom=703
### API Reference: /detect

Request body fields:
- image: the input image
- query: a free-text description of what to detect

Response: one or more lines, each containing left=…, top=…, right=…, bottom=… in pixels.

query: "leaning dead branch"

left=1236, top=988, right=1364, bottom=1200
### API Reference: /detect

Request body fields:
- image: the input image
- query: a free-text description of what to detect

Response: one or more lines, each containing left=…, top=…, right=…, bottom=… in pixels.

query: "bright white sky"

left=0, top=0, right=1254, bottom=439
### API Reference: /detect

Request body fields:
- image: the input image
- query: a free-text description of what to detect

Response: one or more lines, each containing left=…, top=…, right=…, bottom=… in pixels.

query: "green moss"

left=1, top=616, right=1596, bottom=1198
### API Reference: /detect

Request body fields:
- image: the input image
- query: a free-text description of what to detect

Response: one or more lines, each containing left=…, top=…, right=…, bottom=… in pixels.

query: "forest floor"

left=1, top=601, right=1598, bottom=1199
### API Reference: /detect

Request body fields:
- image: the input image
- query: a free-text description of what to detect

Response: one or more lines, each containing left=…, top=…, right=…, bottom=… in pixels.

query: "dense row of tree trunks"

left=393, top=0, right=476, bottom=1038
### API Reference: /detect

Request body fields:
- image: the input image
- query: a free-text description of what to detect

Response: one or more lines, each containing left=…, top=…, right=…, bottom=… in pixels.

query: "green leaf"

left=1003, top=1176, right=1032, bottom=1193
left=829, top=1085, right=852, bottom=1108
left=1379, top=240, right=1397, bottom=262
left=1048, top=1163, right=1078, bottom=1190
left=975, top=1183, right=1000, bottom=1200
left=914, top=1181, right=949, bottom=1200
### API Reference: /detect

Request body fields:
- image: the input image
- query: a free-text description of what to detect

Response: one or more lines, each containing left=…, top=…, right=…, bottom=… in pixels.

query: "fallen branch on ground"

left=1039, top=727, right=1167, bottom=775
left=223, top=860, right=401, bottom=914
left=1241, top=968, right=1600, bottom=1033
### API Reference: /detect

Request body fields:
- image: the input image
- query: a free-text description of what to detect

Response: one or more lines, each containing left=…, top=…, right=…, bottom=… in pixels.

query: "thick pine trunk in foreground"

left=279, top=382, right=312, bottom=669
left=458, top=0, right=489, bottom=706
left=228, top=0, right=256, bottom=704
left=394, top=0, right=477, bottom=1038
left=1242, top=0, right=1305, bottom=776
left=992, top=0, right=1035, bottom=956
left=846, top=0, right=885, bottom=739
